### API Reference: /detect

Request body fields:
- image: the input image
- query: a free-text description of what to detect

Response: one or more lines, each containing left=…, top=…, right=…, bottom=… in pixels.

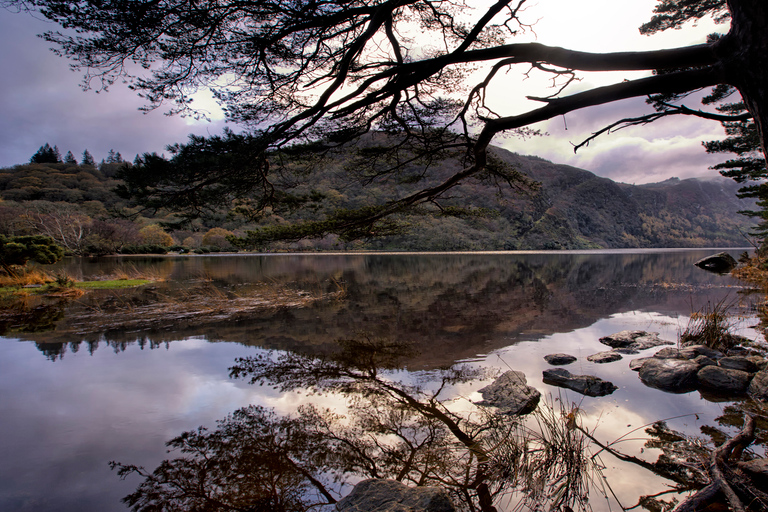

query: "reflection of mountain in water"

left=18, top=251, right=743, bottom=366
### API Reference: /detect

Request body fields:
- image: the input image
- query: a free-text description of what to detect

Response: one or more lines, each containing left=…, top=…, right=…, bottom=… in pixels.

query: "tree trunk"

left=721, top=0, right=768, bottom=159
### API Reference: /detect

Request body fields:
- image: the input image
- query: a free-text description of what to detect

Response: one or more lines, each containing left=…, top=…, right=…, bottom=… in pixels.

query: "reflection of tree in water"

left=112, top=338, right=608, bottom=512
left=20, top=252, right=739, bottom=366
left=112, top=338, right=768, bottom=512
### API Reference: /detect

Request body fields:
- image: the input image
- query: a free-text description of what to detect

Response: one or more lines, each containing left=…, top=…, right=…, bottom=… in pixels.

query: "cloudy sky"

left=0, top=0, right=731, bottom=184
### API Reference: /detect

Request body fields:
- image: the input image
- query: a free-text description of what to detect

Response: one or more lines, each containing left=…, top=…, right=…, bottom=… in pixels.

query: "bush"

left=118, top=244, right=169, bottom=255
left=0, top=235, right=64, bottom=270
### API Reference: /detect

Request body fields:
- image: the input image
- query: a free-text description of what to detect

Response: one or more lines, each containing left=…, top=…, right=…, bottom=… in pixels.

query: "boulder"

left=544, top=353, right=577, bottom=365
left=696, top=365, right=751, bottom=394
left=476, top=370, right=540, bottom=415
left=638, top=358, right=700, bottom=392
left=748, top=369, right=768, bottom=401
left=599, top=330, right=671, bottom=350
left=718, top=356, right=759, bottom=373
left=654, top=345, right=723, bottom=361
left=587, top=351, right=623, bottom=364
left=336, top=479, right=456, bottom=512
left=629, top=357, right=653, bottom=371
left=694, top=252, right=738, bottom=273
left=542, top=368, right=617, bottom=397
left=747, top=356, right=768, bottom=371
left=692, top=355, right=717, bottom=368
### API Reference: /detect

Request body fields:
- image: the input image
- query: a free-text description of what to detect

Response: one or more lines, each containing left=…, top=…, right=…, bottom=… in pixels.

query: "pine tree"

left=705, top=101, right=768, bottom=237
left=30, top=143, right=61, bottom=164
left=64, top=151, right=77, bottom=164
left=106, top=149, right=117, bottom=163
left=81, top=149, right=96, bottom=166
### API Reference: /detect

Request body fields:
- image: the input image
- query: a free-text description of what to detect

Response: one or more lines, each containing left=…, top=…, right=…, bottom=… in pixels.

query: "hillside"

left=361, top=148, right=755, bottom=250
left=0, top=145, right=756, bottom=252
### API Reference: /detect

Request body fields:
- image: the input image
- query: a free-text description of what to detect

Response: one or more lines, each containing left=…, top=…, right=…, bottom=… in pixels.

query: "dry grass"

left=104, top=264, right=166, bottom=282
left=0, top=268, right=54, bottom=287
left=679, top=298, right=745, bottom=352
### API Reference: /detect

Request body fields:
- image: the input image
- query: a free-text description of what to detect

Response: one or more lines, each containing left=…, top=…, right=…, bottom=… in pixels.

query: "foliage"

left=81, top=149, right=95, bottom=167
left=138, top=224, right=174, bottom=247
left=0, top=234, right=64, bottom=270
left=201, top=227, right=234, bottom=250
left=30, top=143, right=61, bottom=164
left=10, top=0, right=765, bottom=239
left=703, top=101, right=768, bottom=238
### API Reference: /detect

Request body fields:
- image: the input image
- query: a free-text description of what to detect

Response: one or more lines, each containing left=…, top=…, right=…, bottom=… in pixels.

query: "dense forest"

left=0, top=141, right=756, bottom=255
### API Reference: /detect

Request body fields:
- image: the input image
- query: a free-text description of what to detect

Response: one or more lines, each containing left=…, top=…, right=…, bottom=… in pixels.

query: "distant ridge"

left=364, top=146, right=756, bottom=251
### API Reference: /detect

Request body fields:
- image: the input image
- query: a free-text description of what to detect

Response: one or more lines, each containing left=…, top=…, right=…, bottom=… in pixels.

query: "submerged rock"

left=544, top=353, right=577, bottom=365
left=587, top=351, right=623, bottom=364
left=694, top=252, right=738, bottom=273
left=696, top=365, right=751, bottom=394
left=542, top=368, right=617, bottom=397
left=638, top=358, right=700, bottom=392
left=336, top=478, right=456, bottom=512
left=476, top=370, right=540, bottom=415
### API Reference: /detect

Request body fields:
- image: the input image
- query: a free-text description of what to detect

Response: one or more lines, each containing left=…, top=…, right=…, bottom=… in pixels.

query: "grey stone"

left=719, top=356, right=759, bottom=373
left=694, top=252, right=738, bottom=273
left=654, top=345, right=723, bottom=361
left=686, top=345, right=725, bottom=360
left=748, top=356, right=768, bottom=371
left=542, top=368, right=617, bottom=397
left=476, top=370, right=540, bottom=416
left=638, top=358, right=700, bottom=392
left=692, top=355, right=717, bottom=368
left=544, top=353, right=577, bottom=365
left=748, top=369, right=768, bottom=401
left=600, top=330, right=671, bottom=349
left=587, top=351, right=623, bottom=364
left=336, top=479, right=456, bottom=512
left=653, top=347, right=694, bottom=359
left=629, top=357, right=653, bottom=371
left=696, top=365, right=751, bottom=394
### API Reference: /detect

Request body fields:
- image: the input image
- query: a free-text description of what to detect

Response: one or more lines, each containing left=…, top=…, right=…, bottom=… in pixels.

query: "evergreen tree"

left=81, top=149, right=96, bottom=166
left=705, top=101, right=768, bottom=238
left=64, top=150, right=77, bottom=164
left=115, top=152, right=124, bottom=163
left=106, top=149, right=117, bottom=163
left=30, top=143, right=61, bottom=164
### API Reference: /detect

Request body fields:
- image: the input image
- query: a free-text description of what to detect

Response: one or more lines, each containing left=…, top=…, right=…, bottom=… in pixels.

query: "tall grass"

left=679, top=298, right=744, bottom=352
left=0, top=268, right=53, bottom=288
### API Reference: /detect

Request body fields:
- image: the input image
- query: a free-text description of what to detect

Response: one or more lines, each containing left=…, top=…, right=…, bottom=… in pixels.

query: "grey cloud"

left=0, top=12, right=228, bottom=167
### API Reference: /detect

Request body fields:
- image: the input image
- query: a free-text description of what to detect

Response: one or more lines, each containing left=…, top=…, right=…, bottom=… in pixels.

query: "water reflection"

left=113, top=338, right=603, bottom=512
left=16, top=251, right=747, bottom=365
left=0, top=251, right=759, bottom=512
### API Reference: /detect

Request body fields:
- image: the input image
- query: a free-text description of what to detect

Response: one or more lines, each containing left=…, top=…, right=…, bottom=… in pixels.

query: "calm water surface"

left=0, top=250, right=761, bottom=511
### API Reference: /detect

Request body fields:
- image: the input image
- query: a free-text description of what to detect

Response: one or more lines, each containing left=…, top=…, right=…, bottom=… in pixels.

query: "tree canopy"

left=0, top=234, right=64, bottom=271
left=8, top=0, right=767, bottom=240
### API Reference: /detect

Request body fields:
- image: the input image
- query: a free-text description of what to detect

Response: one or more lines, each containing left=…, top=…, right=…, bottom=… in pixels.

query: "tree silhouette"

left=30, top=143, right=61, bottom=164
left=81, top=149, right=96, bottom=166
left=10, top=0, right=768, bottom=239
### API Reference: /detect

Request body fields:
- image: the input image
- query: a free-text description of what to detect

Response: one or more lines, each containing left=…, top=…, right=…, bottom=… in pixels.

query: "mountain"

left=361, top=148, right=755, bottom=251
left=0, top=146, right=757, bottom=251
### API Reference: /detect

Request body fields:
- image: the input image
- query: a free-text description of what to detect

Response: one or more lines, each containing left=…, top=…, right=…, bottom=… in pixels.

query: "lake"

left=0, top=250, right=762, bottom=511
